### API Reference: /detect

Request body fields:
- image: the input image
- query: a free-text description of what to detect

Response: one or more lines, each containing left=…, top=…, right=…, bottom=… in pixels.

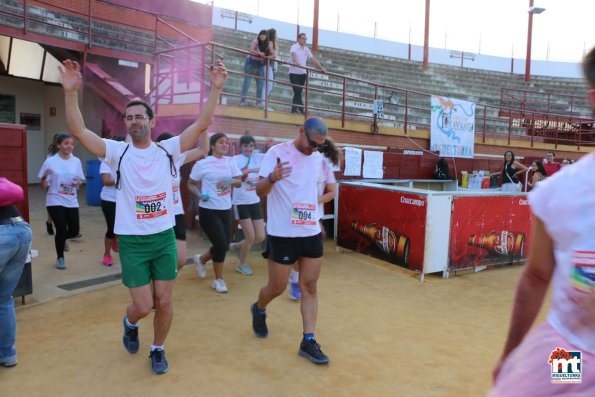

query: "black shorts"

left=267, top=233, right=323, bottom=265
left=234, top=203, right=263, bottom=220
left=173, top=214, right=186, bottom=241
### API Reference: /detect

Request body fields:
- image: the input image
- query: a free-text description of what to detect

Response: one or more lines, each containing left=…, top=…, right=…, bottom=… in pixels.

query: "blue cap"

left=303, top=117, right=328, bottom=136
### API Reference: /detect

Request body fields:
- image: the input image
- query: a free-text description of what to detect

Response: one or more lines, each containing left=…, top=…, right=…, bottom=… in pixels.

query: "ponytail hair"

left=318, top=137, right=341, bottom=166
left=47, top=133, right=61, bottom=156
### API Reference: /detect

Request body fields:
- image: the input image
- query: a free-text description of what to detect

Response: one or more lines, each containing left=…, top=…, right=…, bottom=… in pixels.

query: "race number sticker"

left=58, top=179, right=76, bottom=196
left=291, top=203, right=317, bottom=226
left=245, top=177, right=257, bottom=191
left=135, top=192, right=168, bottom=220
left=172, top=185, right=180, bottom=205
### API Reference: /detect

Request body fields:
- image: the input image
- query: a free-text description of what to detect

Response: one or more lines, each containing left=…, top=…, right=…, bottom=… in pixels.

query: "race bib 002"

left=135, top=192, right=167, bottom=220
left=291, top=203, right=317, bottom=226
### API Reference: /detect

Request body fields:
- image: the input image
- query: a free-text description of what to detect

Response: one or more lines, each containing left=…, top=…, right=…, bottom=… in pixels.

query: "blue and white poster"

left=430, top=95, right=475, bottom=159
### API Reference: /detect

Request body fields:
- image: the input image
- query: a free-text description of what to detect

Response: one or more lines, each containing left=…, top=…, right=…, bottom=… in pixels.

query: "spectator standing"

left=543, top=151, right=561, bottom=177
left=261, top=28, right=279, bottom=108
left=527, top=160, right=546, bottom=191
left=500, top=150, right=527, bottom=192
left=239, top=30, right=274, bottom=109
left=289, top=33, right=327, bottom=114
left=0, top=178, right=32, bottom=368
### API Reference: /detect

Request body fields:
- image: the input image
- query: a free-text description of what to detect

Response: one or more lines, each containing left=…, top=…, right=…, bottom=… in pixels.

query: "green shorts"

left=118, top=228, right=178, bottom=288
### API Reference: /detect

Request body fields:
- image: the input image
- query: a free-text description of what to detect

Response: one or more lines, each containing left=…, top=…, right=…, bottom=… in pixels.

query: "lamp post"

left=525, top=1, right=546, bottom=82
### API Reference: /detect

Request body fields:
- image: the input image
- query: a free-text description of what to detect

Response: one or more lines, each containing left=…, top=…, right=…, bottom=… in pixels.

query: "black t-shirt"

left=0, top=205, right=21, bottom=220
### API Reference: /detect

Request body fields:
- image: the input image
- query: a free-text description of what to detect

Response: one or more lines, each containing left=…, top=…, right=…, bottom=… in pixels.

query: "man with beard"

left=250, top=117, right=331, bottom=365
left=59, top=59, right=227, bottom=375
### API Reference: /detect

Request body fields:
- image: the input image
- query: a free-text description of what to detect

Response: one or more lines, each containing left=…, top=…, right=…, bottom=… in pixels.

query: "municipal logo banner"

left=430, top=95, right=475, bottom=159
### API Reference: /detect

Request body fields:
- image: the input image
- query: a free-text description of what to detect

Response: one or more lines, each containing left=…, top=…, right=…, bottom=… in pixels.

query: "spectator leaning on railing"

left=288, top=33, right=326, bottom=114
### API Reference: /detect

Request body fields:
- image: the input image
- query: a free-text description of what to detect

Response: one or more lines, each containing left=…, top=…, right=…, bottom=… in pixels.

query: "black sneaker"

left=251, top=303, right=268, bottom=338
left=149, top=349, right=168, bottom=375
left=122, top=316, right=139, bottom=354
left=46, top=221, right=54, bottom=235
left=299, top=339, right=330, bottom=364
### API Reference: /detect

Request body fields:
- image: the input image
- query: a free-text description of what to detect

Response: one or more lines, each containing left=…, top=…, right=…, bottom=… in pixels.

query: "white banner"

left=430, top=96, right=475, bottom=159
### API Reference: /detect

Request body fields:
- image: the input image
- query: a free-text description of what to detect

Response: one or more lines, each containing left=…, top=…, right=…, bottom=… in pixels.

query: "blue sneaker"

left=149, top=349, right=168, bottom=375
left=251, top=303, right=268, bottom=338
left=56, top=257, right=66, bottom=270
left=122, top=316, right=139, bottom=354
left=288, top=282, right=301, bottom=300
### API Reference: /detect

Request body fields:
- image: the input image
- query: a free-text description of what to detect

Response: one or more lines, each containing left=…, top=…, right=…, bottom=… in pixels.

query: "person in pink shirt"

left=489, top=46, right=595, bottom=396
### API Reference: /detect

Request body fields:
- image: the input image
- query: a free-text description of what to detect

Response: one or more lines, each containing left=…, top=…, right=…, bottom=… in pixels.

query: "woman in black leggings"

left=188, top=133, right=242, bottom=293
left=37, top=134, right=84, bottom=269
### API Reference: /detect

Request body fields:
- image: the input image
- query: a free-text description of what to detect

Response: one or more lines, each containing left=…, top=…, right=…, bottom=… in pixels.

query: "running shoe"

left=69, top=233, right=82, bottom=240
left=112, top=238, right=119, bottom=253
left=250, top=302, right=268, bottom=338
left=299, top=339, right=330, bottom=364
left=212, top=278, right=228, bottom=293
left=194, top=254, right=206, bottom=279
left=46, top=221, right=54, bottom=235
left=149, top=349, right=168, bottom=375
left=56, top=257, right=66, bottom=270
left=288, top=282, right=301, bottom=300
left=0, top=355, right=17, bottom=367
left=122, top=316, right=139, bottom=354
left=235, top=263, right=253, bottom=276
left=102, top=255, right=113, bottom=267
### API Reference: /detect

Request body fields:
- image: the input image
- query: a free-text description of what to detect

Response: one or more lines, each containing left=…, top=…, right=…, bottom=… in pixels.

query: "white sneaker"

left=236, top=263, right=253, bottom=276
left=212, top=278, right=228, bottom=293
left=194, top=254, right=206, bottom=279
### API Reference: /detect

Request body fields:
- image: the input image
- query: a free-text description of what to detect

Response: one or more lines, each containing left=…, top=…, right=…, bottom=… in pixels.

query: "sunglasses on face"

left=305, top=129, right=327, bottom=149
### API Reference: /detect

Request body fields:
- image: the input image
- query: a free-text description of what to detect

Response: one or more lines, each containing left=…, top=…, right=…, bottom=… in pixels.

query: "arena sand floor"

left=0, top=186, right=548, bottom=396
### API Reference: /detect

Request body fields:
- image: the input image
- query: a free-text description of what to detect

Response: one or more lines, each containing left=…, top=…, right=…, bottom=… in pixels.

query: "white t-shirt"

left=232, top=153, right=263, bottom=205
left=317, top=156, right=337, bottom=219
left=288, top=43, right=312, bottom=75
left=172, top=152, right=188, bottom=215
left=102, top=137, right=181, bottom=235
left=189, top=156, right=241, bottom=210
left=99, top=161, right=117, bottom=202
left=530, top=152, right=595, bottom=354
left=259, top=141, right=322, bottom=237
left=38, top=154, right=85, bottom=208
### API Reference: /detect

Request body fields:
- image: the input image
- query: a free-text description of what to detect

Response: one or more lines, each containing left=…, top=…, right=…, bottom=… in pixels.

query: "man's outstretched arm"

left=60, top=60, right=106, bottom=158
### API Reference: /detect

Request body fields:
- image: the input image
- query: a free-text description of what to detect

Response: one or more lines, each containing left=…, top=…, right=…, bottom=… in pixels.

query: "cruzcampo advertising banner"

left=430, top=95, right=475, bottom=159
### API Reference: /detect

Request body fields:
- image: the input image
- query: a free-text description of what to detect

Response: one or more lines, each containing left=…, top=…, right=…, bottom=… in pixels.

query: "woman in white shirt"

left=38, top=133, right=85, bottom=270
left=156, top=131, right=209, bottom=271
left=230, top=134, right=265, bottom=276
left=188, top=133, right=242, bottom=293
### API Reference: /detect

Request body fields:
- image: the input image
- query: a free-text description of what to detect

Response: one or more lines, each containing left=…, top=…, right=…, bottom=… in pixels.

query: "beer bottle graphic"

left=351, top=221, right=410, bottom=265
left=467, top=230, right=525, bottom=258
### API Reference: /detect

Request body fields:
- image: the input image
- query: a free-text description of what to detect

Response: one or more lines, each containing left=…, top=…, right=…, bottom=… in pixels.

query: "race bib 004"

left=135, top=192, right=167, bottom=220
left=291, top=203, right=317, bottom=226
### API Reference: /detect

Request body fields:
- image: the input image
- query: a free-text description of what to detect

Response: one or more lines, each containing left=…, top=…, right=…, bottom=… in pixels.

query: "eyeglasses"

left=124, top=114, right=150, bottom=122
left=304, top=129, right=327, bottom=149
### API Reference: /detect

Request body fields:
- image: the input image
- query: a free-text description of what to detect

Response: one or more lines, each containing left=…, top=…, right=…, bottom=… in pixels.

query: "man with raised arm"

left=59, top=59, right=227, bottom=375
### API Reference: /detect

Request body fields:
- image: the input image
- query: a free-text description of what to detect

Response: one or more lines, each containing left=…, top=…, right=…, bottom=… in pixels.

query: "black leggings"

left=101, top=200, right=116, bottom=239
left=47, top=206, right=80, bottom=259
left=199, top=207, right=231, bottom=263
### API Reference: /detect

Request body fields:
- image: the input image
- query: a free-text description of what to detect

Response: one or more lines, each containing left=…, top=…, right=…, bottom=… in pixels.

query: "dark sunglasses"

left=305, top=129, right=328, bottom=149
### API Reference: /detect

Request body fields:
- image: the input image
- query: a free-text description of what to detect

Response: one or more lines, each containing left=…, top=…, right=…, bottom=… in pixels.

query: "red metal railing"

left=152, top=41, right=595, bottom=149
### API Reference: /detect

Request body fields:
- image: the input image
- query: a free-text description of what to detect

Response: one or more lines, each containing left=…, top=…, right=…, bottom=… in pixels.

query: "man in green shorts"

left=59, top=59, right=227, bottom=374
